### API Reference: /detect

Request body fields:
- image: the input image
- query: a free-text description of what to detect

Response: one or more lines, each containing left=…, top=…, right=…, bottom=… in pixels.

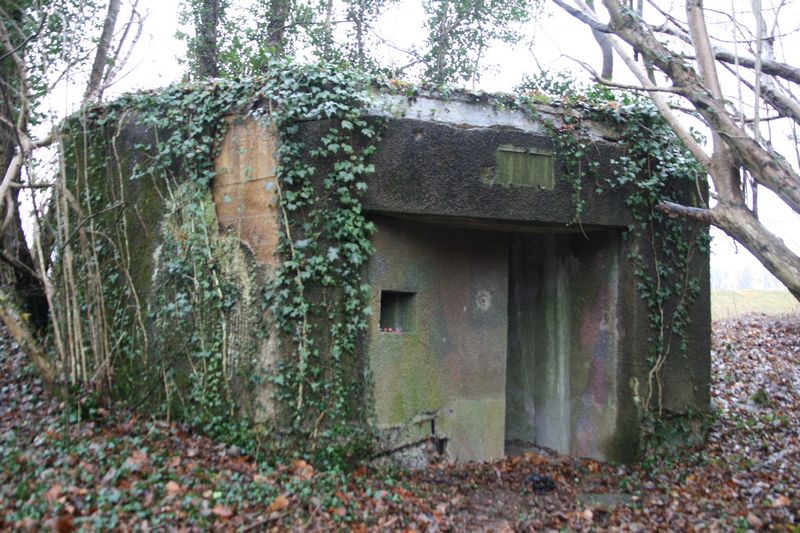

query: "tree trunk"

left=84, top=0, right=122, bottom=101
left=432, top=0, right=451, bottom=85
left=0, top=126, right=48, bottom=332
left=603, top=0, right=800, bottom=215
left=196, top=0, right=221, bottom=77
left=598, top=0, right=800, bottom=302
left=0, top=290, right=61, bottom=394
left=267, top=0, right=289, bottom=55
left=712, top=203, right=800, bottom=300
left=587, top=0, right=613, bottom=78
left=321, top=0, right=335, bottom=60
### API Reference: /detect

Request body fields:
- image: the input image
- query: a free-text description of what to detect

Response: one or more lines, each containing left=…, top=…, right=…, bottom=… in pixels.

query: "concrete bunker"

left=353, top=93, right=710, bottom=464
left=62, top=86, right=711, bottom=465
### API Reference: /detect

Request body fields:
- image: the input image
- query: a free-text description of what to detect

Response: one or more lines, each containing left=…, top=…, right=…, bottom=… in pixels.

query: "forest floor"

left=1, top=315, right=798, bottom=531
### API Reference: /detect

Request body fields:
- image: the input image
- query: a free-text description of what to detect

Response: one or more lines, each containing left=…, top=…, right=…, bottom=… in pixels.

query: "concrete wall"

left=209, top=114, right=710, bottom=463
left=211, top=117, right=282, bottom=421
left=363, top=118, right=633, bottom=229
left=619, top=228, right=712, bottom=418
left=505, top=231, right=622, bottom=460
left=212, top=117, right=280, bottom=268
left=365, top=216, right=509, bottom=462
left=208, top=110, right=710, bottom=462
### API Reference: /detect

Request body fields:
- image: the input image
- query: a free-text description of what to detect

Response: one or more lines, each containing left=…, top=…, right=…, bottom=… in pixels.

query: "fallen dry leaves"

left=0, top=315, right=798, bottom=530
left=267, top=494, right=290, bottom=513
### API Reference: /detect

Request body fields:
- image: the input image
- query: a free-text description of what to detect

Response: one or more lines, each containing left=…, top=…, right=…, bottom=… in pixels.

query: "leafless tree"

left=554, top=0, right=800, bottom=301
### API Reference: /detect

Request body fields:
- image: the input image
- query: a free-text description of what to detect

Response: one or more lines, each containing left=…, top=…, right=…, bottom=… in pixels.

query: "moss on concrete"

left=366, top=217, right=508, bottom=461
left=58, top=116, right=266, bottom=426
left=439, top=398, right=506, bottom=461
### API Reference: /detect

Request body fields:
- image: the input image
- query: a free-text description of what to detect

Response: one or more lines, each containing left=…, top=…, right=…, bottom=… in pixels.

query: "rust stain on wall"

left=212, top=117, right=281, bottom=267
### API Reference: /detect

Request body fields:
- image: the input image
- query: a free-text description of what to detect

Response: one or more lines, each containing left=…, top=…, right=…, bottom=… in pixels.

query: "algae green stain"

left=439, top=398, right=505, bottom=461
left=375, top=334, right=444, bottom=426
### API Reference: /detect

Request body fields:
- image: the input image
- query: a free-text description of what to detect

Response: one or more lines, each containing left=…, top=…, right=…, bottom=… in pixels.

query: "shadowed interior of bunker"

left=365, top=214, right=623, bottom=461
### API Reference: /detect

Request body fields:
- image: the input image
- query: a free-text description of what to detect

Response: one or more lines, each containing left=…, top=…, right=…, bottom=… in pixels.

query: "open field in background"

left=712, top=290, right=799, bottom=321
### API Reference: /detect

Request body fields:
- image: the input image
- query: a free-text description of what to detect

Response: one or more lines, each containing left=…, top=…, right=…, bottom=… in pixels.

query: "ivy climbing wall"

left=55, top=71, right=711, bottom=465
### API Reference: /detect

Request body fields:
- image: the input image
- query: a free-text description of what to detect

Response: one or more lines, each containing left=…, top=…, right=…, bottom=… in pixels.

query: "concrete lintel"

left=370, top=93, right=621, bottom=140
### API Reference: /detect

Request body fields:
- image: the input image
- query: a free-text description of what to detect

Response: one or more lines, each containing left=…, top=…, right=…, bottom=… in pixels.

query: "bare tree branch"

left=586, top=0, right=614, bottom=78
left=552, top=0, right=611, bottom=32
left=568, top=1, right=714, bottom=170
left=657, top=201, right=714, bottom=222
left=555, top=0, right=800, bottom=298
left=721, top=62, right=800, bottom=127
left=714, top=49, right=800, bottom=85
left=84, top=0, right=122, bottom=101
left=0, top=10, right=45, bottom=62
left=600, top=0, right=800, bottom=214
left=564, top=54, right=681, bottom=92
left=103, top=3, right=144, bottom=86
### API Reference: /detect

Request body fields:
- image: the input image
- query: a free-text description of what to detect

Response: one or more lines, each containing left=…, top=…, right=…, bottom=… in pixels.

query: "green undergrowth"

left=0, top=341, right=406, bottom=529
left=0, top=386, right=383, bottom=530
left=637, top=409, right=716, bottom=474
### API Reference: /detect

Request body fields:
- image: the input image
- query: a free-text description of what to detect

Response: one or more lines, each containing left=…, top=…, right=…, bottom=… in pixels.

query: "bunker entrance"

left=367, top=216, right=623, bottom=461
left=504, top=230, right=622, bottom=456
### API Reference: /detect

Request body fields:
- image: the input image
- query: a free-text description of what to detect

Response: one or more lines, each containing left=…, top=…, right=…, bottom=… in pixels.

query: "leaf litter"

left=0, top=315, right=798, bottom=530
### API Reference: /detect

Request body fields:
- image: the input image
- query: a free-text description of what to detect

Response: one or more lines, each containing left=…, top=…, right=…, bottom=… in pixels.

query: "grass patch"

left=712, top=290, right=799, bottom=320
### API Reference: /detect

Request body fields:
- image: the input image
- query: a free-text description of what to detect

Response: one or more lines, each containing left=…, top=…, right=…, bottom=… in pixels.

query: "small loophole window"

left=379, top=291, right=416, bottom=333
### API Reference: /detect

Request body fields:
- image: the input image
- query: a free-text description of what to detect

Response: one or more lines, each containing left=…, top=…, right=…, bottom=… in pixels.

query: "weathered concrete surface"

left=212, top=117, right=280, bottom=267
left=568, top=231, right=621, bottom=459
left=619, top=225, right=712, bottom=417
left=212, top=117, right=282, bottom=422
left=362, top=116, right=631, bottom=229
left=505, top=231, right=621, bottom=460
left=365, top=216, right=509, bottom=462
left=359, top=95, right=709, bottom=463
left=662, top=234, right=712, bottom=413
left=373, top=92, right=619, bottom=140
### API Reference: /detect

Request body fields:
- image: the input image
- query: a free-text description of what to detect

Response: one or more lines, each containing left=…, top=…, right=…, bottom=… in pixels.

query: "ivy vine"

left=58, top=63, right=383, bottom=465
left=258, top=64, right=383, bottom=464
